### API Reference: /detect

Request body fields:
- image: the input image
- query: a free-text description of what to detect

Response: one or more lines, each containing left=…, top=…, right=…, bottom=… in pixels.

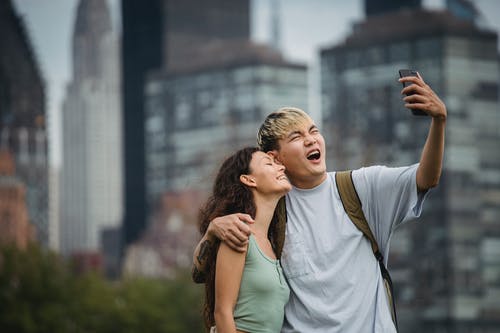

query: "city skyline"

left=14, top=0, right=500, bottom=168
left=2, top=0, right=499, bottom=330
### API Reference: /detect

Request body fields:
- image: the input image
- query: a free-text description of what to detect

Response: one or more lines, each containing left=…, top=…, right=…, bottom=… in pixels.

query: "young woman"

left=198, top=147, right=291, bottom=333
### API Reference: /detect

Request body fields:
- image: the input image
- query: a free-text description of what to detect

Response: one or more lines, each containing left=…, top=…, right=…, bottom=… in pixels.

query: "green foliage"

left=0, top=244, right=205, bottom=333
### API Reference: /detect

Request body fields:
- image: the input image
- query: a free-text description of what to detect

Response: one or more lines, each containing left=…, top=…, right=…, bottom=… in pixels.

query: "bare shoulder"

left=217, top=240, right=248, bottom=261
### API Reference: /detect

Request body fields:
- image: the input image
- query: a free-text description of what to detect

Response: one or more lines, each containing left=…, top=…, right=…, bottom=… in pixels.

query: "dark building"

left=121, top=0, right=164, bottom=248
left=320, top=3, right=500, bottom=332
left=163, top=0, right=250, bottom=72
left=0, top=0, right=48, bottom=246
left=121, top=0, right=250, bottom=249
left=100, top=226, right=122, bottom=279
left=364, top=0, right=421, bottom=17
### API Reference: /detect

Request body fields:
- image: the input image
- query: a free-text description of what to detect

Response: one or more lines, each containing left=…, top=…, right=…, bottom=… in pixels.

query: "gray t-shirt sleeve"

left=351, top=164, right=428, bottom=256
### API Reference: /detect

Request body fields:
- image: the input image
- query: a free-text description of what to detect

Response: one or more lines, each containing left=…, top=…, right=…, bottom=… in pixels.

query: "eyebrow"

left=287, top=130, right=301, bottom=138
left=286, top=124, right=318, bottom=138
left=261, top=155, right=273, bottom=162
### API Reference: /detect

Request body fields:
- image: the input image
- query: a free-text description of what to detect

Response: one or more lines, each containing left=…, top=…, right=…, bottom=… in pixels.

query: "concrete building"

left=320, top=4, right=500, bottom=332
left=60, top=0, right=123, bottom=255
left=0, top=0, right=48, bottom=247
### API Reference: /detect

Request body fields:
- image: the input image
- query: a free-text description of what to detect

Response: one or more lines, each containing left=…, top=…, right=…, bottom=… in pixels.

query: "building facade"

left=0, top=149, right=35, bottom=249
left=121, top=0, right=164, bottom=248
left=145, top=58, right=308, bottom=198
left=0, top=0, right=48, bottom=247
left=320, top=6, right=500, bottom=333
left=60, top=0, right=123, bottom=255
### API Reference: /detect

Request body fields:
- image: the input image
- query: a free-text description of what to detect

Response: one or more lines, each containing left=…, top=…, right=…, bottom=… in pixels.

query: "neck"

left=251, top=193, right=281, bottom=238
left=290, top=172, right=327, bottom=189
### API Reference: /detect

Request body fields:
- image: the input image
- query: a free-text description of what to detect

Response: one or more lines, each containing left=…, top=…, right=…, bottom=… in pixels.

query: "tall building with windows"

left=121, top=0, right=251, bottom=249
left=60, top=0, right=123, bottom=255
left=121, top=0, right=163, bottom=248
left=0, top=0, right=48, bottom=247
left=320, top=4, right=500, bottom=332
left=146, top=53, right=307, bottom=197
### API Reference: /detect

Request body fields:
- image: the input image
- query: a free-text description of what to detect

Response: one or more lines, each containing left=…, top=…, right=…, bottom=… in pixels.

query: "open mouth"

left=277, top=174, right=288, bottom=181
left=307, top=150, right=321, bottom=161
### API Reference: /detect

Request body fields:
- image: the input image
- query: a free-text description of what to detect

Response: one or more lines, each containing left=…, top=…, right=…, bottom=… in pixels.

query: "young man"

left=193, top=73, right=446, bottom=332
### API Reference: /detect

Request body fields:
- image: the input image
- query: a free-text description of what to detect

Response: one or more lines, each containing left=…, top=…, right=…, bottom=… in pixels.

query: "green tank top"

left=234, top=234, right=290, bottom=333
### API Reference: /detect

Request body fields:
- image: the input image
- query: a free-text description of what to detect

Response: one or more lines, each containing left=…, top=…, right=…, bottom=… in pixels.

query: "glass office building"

left=320, top=7, right=500, bottom=332
left=145, top=56, right=308, bottom=208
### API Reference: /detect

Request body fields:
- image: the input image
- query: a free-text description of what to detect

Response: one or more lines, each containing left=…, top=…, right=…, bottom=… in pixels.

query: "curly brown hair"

left=198, top=147, right=286, bottom=331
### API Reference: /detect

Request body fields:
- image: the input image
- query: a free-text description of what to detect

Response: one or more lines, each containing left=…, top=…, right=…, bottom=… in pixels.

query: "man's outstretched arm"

left=192, top=213, right=254, bottom=283
left=400, top=73, right=447, bottom=192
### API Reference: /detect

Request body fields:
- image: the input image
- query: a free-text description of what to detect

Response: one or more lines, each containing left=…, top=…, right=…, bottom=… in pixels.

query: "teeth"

left=307, top=150, right=319, bottom=158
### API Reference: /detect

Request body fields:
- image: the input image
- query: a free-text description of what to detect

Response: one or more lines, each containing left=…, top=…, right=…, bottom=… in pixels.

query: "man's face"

left=269, top=117, right=327, bottom=189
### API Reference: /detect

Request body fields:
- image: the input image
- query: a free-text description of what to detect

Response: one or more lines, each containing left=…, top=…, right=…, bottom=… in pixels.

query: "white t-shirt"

left=281, top=164, right=427, bottom=333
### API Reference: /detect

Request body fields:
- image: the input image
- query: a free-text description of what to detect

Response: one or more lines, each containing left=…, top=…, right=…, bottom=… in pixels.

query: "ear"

left=240, top=174, right=257, bottom=188
left=267, top=150, right=282, bottom=164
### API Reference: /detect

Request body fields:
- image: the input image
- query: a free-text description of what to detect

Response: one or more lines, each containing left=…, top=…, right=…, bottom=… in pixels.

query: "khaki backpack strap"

left=335, top=171, right=379, bottom=254
left=335, top=170, right=399, bottom=331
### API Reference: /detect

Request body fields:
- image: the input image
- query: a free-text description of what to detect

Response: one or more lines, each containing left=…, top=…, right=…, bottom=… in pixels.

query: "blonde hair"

left=257, top=107, right=312, bottom=152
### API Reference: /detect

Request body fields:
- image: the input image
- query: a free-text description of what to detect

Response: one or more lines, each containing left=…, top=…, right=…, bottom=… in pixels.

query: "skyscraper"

left=120, top=0, right=250, bottom=249
left=320, top=4, right=500, bottom=332
left=0, top=0, right=48, bottom=247
left=121, top=0, right=163, bottom=248
left=60, top=0, right=123, bottom=255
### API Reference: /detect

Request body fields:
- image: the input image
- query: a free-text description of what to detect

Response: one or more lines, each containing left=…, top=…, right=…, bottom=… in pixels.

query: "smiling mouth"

left=307, top=150, right=321, bottom=161
left=277, top=175, right=288, bottom=181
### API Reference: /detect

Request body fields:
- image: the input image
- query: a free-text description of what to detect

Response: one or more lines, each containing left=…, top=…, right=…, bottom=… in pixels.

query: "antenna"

left=270, top=0, right=281, bottom=52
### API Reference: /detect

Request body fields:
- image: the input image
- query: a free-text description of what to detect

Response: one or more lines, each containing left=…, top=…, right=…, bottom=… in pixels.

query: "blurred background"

left=1, top=0, right=499, bottom=332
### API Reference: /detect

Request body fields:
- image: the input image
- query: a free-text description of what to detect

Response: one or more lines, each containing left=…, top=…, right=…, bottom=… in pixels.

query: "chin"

left=311, top=164, right=327, bottom=175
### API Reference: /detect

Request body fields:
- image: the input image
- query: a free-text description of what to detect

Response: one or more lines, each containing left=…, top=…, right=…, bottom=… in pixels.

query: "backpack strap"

left=335, top=170, right=399, bottom=331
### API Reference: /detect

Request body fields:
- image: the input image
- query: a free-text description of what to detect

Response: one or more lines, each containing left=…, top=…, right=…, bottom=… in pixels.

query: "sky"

left=11, top=0, right=500, bottom=167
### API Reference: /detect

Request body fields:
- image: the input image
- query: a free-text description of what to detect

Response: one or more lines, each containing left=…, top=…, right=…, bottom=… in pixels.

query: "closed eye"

left=310, top=126, right=320, bottom=134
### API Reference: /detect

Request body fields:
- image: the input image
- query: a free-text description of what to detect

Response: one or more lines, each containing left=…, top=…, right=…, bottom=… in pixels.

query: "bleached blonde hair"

left=257, top=106, right=312, bottom=152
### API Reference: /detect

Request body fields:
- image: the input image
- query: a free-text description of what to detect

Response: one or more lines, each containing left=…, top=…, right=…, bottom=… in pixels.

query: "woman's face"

left=245, top=151, right=291, bottom=196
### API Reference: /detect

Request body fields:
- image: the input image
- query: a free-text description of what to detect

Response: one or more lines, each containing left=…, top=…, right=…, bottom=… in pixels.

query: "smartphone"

left=398, top=69, right=427, bottom=116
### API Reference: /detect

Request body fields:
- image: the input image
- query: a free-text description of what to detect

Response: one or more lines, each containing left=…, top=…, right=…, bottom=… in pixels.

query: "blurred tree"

left=0, top=244, right=204, bottom=333
left=0, top=244, right=76, bottom=333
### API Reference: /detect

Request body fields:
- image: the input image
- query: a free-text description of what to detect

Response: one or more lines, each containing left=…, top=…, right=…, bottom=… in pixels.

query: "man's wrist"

left=197, top=238, right=214, bottom=265
left=206, top=220, right=220, bottom=242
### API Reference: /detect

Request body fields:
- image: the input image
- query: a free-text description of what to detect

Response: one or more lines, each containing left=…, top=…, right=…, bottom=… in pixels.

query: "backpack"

left=335, top=170, right=399, bottom=331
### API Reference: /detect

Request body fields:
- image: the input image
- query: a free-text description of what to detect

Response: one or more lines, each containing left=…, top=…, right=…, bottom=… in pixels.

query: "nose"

left=276, top=163, right=285, bottom=172
left=304, top=133, right=317, bottom=146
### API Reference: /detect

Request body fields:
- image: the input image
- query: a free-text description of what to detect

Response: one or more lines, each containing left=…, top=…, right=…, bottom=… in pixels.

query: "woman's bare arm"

left=192, top=214, right=253, bottom=283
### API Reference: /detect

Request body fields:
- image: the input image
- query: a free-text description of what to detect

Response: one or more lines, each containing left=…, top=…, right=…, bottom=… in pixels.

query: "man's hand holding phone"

left=398, top=70, right=447, bottom=120
left=398, top=69, right=428, bottom=116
